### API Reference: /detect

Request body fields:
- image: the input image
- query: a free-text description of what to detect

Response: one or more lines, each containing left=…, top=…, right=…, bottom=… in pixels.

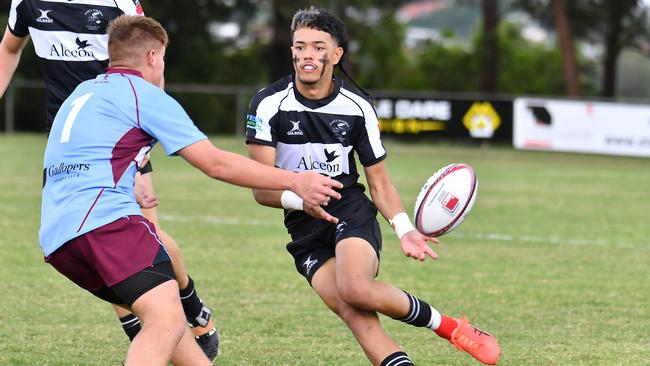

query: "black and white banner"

left=514, top=98, right=650, bottom=157
left=375, top=97, right=513, bottom=141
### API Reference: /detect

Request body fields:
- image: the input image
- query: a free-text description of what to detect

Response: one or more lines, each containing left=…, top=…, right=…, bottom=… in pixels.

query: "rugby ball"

left=414, top=163, right=478, bottom=237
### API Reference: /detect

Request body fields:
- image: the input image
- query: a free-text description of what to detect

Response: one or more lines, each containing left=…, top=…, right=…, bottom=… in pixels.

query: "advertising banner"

left=514, top=98, right=650, bottom=157
left=375, top=97, right=513, bottom=141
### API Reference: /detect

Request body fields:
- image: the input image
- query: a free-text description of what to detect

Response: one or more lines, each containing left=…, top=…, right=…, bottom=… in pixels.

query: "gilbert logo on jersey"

left=287, top=120, right=304, bottom=136
left=36, top=9, right=53, bottom=23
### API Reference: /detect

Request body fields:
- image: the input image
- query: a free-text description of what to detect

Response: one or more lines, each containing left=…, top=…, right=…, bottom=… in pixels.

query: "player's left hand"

left=400, top=230, right=438, bottom=261
left=137, top=192, right=158, bottom=209
left=134, top=172, right=159, bottom=209
left=303, top=202, right=339, bottom=224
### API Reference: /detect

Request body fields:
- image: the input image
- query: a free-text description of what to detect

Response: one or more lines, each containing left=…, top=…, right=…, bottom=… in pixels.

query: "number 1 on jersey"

left=60, top=93, right=94, bottom=143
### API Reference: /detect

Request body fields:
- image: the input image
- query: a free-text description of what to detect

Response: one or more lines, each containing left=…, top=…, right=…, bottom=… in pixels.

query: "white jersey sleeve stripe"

left=8, top=0, right=23, bottom=31
left=340, top=88, right=385, bottom=159
left=253, top=83, right=294, bottom=142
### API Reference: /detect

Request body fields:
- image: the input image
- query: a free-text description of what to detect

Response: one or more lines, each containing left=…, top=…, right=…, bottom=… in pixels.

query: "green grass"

left=0, top=133, right=649, bottom=365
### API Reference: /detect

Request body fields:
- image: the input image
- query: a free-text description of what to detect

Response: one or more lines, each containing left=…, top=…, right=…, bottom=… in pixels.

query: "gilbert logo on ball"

left=414, top=163, right=478, bottom=237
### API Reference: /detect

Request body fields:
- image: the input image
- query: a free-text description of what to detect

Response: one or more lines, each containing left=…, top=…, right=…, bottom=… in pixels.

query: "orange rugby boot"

left=450, top=317, right=500, bottom=365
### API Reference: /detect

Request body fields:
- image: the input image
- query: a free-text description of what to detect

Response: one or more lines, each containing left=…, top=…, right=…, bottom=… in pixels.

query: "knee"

left=337, top=282, right=375, bottom=310
left=337, top=306, right=382, bottom=343
left=338, top=306, right=365, bottom=326
left=162, top=308, right=187, bottom=343
left=142, top=302, right=186, bottom=342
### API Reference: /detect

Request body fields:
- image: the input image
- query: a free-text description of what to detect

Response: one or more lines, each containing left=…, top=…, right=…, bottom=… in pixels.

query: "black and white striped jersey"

left=8, top=0, right=143, bottom=128
left=246, top=74, right=386, bottom=195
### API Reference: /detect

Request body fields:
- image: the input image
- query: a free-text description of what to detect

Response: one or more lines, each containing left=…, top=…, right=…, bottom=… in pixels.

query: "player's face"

left=291, top=27, right=343, bottom=88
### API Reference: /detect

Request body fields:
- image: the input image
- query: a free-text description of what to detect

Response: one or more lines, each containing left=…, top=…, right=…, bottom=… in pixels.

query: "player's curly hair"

left=291, top=7, right=370, bottom=97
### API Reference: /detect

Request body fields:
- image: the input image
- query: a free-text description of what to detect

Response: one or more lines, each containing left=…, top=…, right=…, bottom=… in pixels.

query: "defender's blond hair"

left=107, top=15, right=168, bottom=66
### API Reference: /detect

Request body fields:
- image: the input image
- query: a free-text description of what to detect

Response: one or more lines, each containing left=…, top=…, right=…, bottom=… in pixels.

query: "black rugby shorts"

left=286, top=197, right=382, bottom=284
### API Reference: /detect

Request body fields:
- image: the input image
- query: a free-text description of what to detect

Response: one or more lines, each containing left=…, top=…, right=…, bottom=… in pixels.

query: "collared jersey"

left=8, top=0, right=144, bottom=128
left=40, top=69, right=206, bottom=256
left=245, top=75, right=386, bottom=231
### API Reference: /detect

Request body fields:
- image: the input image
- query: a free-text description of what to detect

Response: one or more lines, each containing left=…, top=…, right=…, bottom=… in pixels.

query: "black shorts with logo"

left=286, top=194, right=382, bottom=285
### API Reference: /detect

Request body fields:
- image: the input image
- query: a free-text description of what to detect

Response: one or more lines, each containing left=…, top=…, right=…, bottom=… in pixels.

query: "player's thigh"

left=130, top=279, right=182, bottom=321
left=334, top=237, right=379, bottom=287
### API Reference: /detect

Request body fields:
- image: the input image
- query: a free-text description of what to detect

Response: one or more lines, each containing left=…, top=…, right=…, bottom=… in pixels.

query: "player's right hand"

left=400, top=230, right=439, bottom=261
left=293, top=172, right=343, bottom=207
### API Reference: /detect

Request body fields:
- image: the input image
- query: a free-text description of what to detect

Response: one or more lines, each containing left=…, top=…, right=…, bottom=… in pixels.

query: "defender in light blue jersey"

left=0, top=0, right=220, bottom=356
left=41, top=68, right=206, bottom=257
left=39, top=15, right=342, bottom=366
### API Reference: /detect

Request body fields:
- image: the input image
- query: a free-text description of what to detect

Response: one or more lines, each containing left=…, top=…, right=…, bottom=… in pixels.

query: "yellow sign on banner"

left=379, top=119, right=446, bottom=134
left=463, top=102, right=501, bottom=138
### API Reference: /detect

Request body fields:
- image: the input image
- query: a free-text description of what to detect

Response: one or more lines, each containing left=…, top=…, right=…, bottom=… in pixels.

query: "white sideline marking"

left=159, top=214, right=275, bottom=227
left=159, top=214, right=649, bottom=250
left=449, top=231, right=647, bottom=250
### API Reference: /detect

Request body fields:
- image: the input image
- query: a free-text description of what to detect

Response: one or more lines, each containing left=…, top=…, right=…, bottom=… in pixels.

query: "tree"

left=264, top=0, right=310, bottom=81
left=551, top=0, right=580, bottom=95
left=479, top=0, right=500, bottom=92
left=515, top=0, right=650, bottom=97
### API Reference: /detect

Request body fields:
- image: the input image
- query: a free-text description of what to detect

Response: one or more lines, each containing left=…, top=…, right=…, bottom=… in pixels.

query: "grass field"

left=0, top=133, right=648, bottom=366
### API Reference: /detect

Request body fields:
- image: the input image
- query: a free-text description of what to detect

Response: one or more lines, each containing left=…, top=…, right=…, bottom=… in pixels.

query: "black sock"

left=119, top=314, right=141, bottom=341
left=393, top=291, right=434, bottom=328
left=380, top=351, right=414, bottom=366
left=179, top=276, right=210, bottom=326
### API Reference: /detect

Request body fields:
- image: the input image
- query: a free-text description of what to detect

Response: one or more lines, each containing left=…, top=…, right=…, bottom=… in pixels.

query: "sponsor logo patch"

left=85, top=9, right=106, bottom=31
left=329, top=119, right=350, bottom=143
left=46, top=162, right=91, bottom=184
left=246, top=114, right=263, bottom=130
left=50, top=40, right=95, bottom=58
left=463, top=102, right=501, bottom=139
left=324, top=148, right=339, bottom=162
left=439, top=190, right=460, bottom=214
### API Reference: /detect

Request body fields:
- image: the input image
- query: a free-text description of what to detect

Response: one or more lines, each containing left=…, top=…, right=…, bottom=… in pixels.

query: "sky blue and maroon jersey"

left=8, top=0, right=144, bottom=129
left=40, top=68, right=206, bottom=256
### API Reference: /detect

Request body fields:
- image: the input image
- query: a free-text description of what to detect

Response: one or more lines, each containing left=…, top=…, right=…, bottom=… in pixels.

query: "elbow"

left=251, top=189, right=265, bottom=204
left=369, top=185, right=382, bottom=201
left=202, top=155, right=231, bottom=181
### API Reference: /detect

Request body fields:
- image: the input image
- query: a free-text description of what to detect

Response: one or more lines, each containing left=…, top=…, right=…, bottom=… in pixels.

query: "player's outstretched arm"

left=364, top=161, right=438, bottom=261
left=0, top=27, right=29, bottom=98
left=247, top=144, right=339, bottom=224
left=178, top=139, right=342, bottom=207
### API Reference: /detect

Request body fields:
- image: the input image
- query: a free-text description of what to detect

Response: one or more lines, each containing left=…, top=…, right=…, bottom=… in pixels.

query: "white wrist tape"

left=281, top=190, right=304, bottom=211
left=389, top=212, right=415, bottom=239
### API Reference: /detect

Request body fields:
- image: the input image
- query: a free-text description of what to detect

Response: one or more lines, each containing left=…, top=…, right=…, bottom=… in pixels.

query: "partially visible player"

left=246, top=7, right=500, bottom=365
left=41, top=14, right=342, bottom=365
left=0, top=0, right=218, bottom=358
